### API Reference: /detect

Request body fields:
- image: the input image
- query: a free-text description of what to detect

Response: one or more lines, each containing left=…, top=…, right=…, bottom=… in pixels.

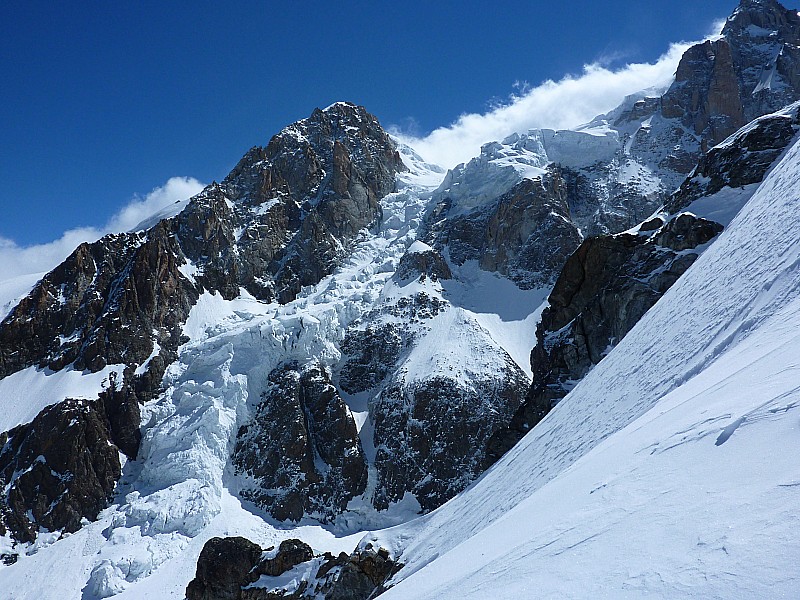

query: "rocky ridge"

left=0, top=101, right=402, bottom=381
left=422, top=0, right=800, bottom=292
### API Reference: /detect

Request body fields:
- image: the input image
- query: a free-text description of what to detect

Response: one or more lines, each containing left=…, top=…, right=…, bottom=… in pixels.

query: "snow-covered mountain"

left=1, top=1, right=799, bottom=598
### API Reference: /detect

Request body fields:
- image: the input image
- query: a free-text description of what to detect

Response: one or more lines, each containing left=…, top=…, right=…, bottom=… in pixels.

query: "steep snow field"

left=0, top=364, right=124, bottom=432
left=378, top=137, right=800, bottom=598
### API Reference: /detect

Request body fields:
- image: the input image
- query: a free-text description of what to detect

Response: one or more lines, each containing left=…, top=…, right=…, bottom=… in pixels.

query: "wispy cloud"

left=708, top=17, right=728, bottom=40
left=393, top=41, right=696, bottom=169
left=0, top=177, right=205, bottom=282
left=106, top=176, right=206, bottom=233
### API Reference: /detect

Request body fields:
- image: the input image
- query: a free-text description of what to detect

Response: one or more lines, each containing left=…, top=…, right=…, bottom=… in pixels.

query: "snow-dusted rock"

left=668, top=100, right=800, bottom=214
left=0, top=398, right=123, bottom=543
left=392, top=243, right=452, bottom=283
left=233, top=362, right=367, bottom=523
left=425, top=173, right=582, bottom=289
left=340, top=281, right=531, bottom=512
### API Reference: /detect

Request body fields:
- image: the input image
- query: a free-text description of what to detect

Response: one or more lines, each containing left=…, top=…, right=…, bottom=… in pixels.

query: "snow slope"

left=379, top=132, right=800, bottom=598
left=0, top=364, right=124, bottom=432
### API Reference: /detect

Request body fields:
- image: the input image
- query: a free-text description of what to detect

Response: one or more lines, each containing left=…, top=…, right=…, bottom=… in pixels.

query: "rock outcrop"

left=486, top=212, right=723, bottom=463
left=233, top=362, right=368, bottom=522
left=187, top=537, right=317, bottom=600
left=338, top=278, right=530, bottom=512
left=186, top=537, right=266, bottom=600
left=392, top=242, right=452, bottom=283
left=661, top=37, right=746, bottom=145
left=372, top=365, right=529, bottom=512
left=0, top=398, right=124, bottom=543
left=424, top=169, right=583, bottom=289
left=668, top=102, right=800, bottom=213
left=187, top=536, right=399, bottom=600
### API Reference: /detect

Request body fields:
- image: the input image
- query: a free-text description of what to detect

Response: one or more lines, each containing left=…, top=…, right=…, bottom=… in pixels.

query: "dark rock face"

left=312, top=543, right=401, bottom=600
left=188, top=536, right=399, bottom=600
left=186, top=537, right=316, bottom=600
left=0, top=228, right=194, bottom=381
left=233, top=362, right=367, bottom=522
left=558, top=164, right=661, bottom=237
left=487, top=213, right=723, bottom=463
left=372, top=365, right=530, bottom=512
left=0, top=398, right=123, bottom=543
left=258, top=539, right=315, bottom=578
left=662, top=0, right=800, bottom=147
left=339, top=324, right=406, bottom=395
left=216, top=102, right=404, bottom=304
left=424, top=170, right=583, bottom=289
left=662, top=38, right=745, bottom=145
left=668, top=107, right=800, bottom=213
left=338, top=291, right=449, bottom=396
left=393, top=246, right=452, bottom=283
left=186, top=536, right=266, bottom=600
left=725, top=0, right=800, bottom=122
left=99, top=370, right=142, bottom=460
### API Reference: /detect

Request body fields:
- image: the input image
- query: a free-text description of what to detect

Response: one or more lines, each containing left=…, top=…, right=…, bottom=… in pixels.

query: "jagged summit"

left=0, top=101, right=404, bottom=371
left=725, top=0, right=800, bottom=32
left=0, top=101, right=406, bottom=544
left=225, top=101, right=403, bottom=214
left=663, top=0, right=800, bottom=146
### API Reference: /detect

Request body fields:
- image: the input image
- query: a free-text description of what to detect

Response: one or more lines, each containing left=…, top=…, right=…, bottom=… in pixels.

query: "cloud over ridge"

left=0, top=177, right=205, bottom=282
left=394, top=41, right=696, bottom=169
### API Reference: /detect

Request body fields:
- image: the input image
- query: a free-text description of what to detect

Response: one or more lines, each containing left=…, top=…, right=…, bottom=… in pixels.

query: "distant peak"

left=302, top=101, right=379, bottom=130
left=322, top=100, right=359, bottom=112
left=312, top=101, right=370, bottom=121
left=724, top=0, right=800, bottom=35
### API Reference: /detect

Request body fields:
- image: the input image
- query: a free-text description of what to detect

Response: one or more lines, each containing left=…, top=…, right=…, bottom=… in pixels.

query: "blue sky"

left=2, top=0, right=738, bottom=253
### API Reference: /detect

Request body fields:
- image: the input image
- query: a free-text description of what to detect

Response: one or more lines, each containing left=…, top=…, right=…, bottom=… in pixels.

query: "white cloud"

left=0, top=227, right=104, bottom=282
left=106, top=176, right=206, bottom=232
left=0, top=177, right=205, bottom=282
left=394, top=41, right=696, bottom=169
left=708, top=18, right=728, bottom=40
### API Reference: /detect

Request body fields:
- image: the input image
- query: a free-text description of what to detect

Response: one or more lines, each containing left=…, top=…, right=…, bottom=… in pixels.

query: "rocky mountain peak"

left=0, top=101, right=404, bottom=375
left=0, top=101, right=410, bottom=544
left=724, top=0, right=800, bottom=35
left=223, top=101, right=403, bottom=212
left=655, top=0, right=800, bottom=150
